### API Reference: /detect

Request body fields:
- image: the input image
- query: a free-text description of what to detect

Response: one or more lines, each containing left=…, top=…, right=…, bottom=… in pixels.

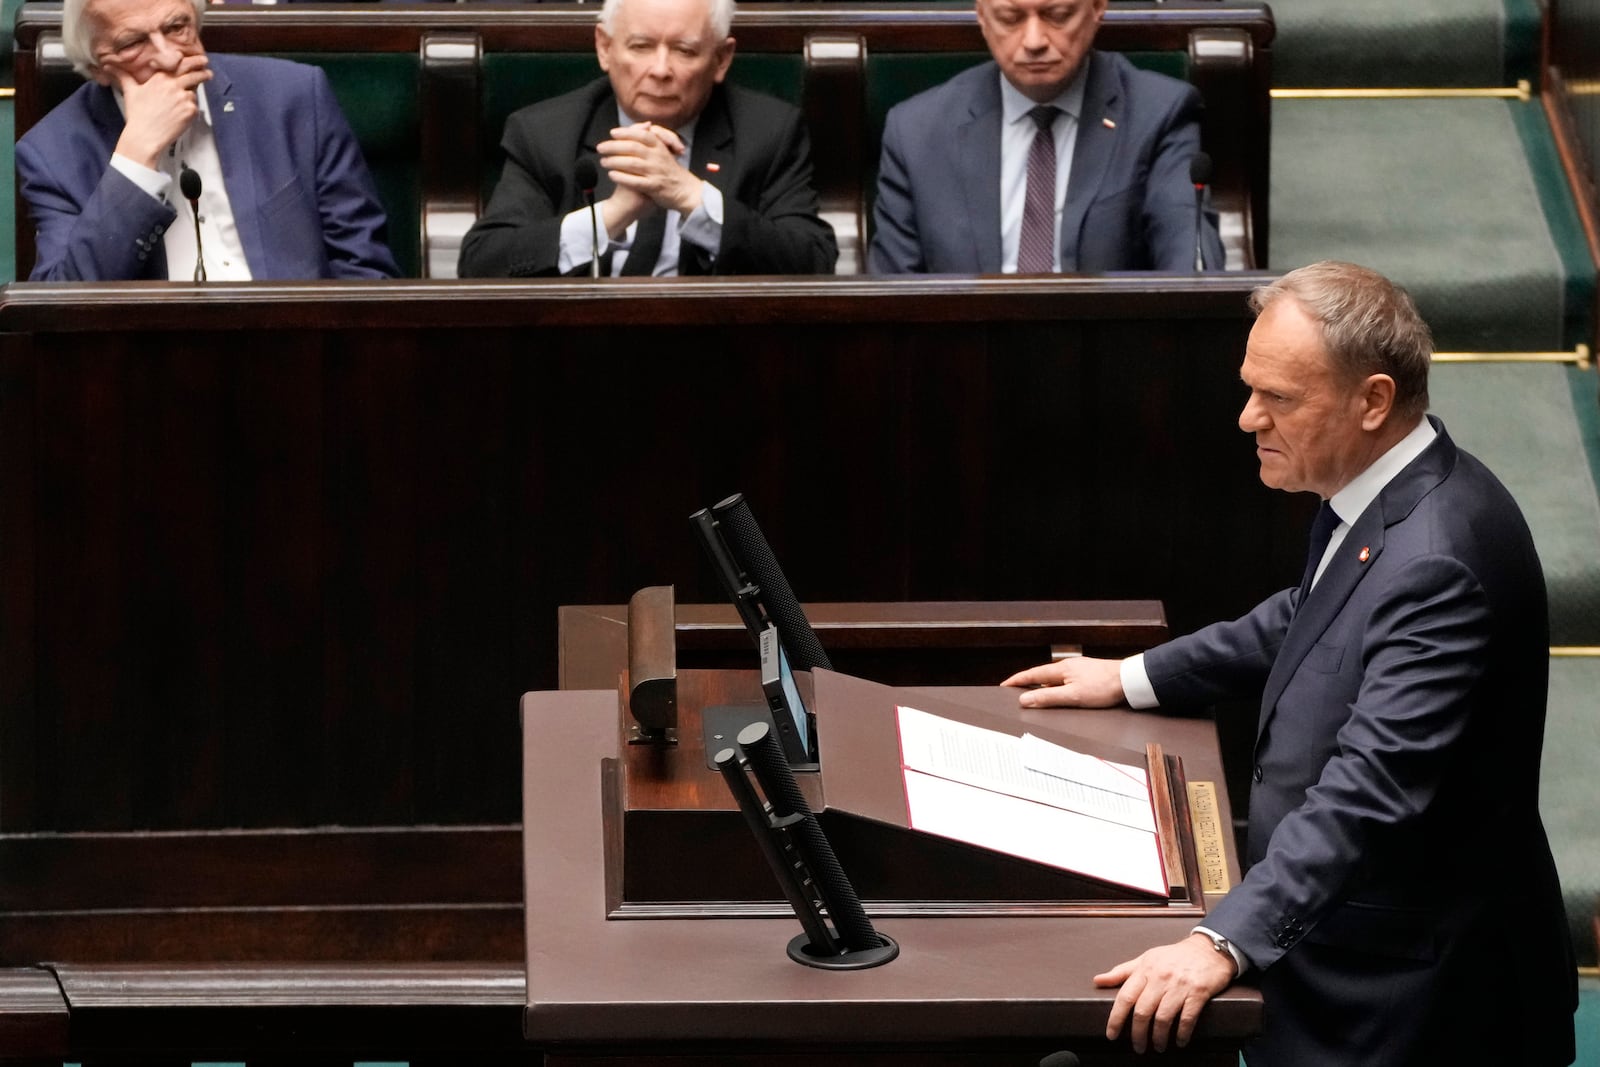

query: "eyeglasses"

left=95, top=12, right=197, bottom=66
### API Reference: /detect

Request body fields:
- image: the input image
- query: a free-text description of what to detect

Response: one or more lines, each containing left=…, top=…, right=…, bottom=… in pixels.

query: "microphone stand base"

left=786, top=932, right=899, bottom=970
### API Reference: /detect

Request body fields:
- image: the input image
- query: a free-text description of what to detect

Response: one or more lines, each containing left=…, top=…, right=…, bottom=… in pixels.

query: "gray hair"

left=1250, top=261, right=1432, bottom=418
left=62, top=0, right=206, bottom=78
left=599, top=0, right=735, bottom=40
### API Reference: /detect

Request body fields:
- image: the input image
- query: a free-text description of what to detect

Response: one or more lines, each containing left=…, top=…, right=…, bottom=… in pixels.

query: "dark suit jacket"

left=458, top=77, right=836, bottom=277
left=868, top=53, right=1223, bottom=274
left=1142, top=419, right=1575, bottom=1066
left=16, top=54, right=400, bottom=281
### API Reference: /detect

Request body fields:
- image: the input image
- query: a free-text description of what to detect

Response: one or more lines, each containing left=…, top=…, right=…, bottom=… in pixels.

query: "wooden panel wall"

left=0, top=276, right=1310, bottom=833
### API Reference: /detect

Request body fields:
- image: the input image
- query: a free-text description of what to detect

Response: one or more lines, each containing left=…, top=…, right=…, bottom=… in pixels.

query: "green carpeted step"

left=1542, top=656, right=1600, bottom=967
left=1271, top=97, right=1588, bottom=350
left=1430, top=363, right=1600, bottom=647
left=1, top=97, right=11, bottom=284
left=1267, top=0, right=1539, bottom=89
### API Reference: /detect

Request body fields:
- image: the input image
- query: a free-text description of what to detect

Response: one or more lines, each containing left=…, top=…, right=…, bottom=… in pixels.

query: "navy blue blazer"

left=1144, top=419, right=1575, bottom=1066
left=868, top=53, right=1223, bottom=274
left=458, top=77, right=836, bottom=277
left=16, top=54, right=400, bottom=281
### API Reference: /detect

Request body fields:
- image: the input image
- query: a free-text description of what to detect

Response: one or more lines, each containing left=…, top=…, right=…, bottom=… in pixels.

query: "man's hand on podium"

left=1093, top=932, right=1236, bottom=1053
left=1002, top=656, right=1126, bottom=708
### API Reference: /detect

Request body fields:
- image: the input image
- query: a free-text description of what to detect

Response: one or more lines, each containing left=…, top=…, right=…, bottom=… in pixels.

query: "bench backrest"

left=10, top=2, right=1274, bottom=278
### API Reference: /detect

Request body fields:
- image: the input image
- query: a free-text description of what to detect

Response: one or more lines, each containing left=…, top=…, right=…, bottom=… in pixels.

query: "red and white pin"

left=706, top=161, right=722, bottom=173
left=1358, top=546, right=1371, bottom=563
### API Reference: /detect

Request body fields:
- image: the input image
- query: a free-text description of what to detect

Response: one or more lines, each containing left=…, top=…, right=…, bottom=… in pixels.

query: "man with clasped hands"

left=459, top=0, right=836, bottom=278
left=1004, top=262, right=1576, bottom=1066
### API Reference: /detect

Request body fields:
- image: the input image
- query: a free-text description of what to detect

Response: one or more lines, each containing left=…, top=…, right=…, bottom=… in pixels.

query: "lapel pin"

left=1102, top=117, right=1116, bottom=129
left=224, top=101, right=235, bottom=113
left=705, top=161, right=721, bottom=173
left=1358, top=546, right=1371, bottom=562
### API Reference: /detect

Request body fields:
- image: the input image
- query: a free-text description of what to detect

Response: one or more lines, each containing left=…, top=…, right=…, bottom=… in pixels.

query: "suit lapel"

left=687, top=86, right=732, bottom=185
left=580, top=92, right=619, bottom=202
left=958, top=70, right=1003, bottom=273
left=207, top=61, right=267, bottom=275
left=1060, top=52, right=1118, bottom=272
left=1256, top=420, right=1458, bottom=741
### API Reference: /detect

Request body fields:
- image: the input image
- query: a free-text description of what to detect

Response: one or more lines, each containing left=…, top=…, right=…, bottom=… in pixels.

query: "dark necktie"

left=1297, top=501, right=1340, bottom=603
left=1016, top=105, right=1060, bottom=274
left=620, top=210, right=666, bottom=276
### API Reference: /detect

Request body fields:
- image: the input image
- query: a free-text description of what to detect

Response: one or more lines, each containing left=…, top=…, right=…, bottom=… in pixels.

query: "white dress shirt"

left=557, top=108, right=725, bottom=276
left=998, top=68, right=1087, bottom=273
left=109, top=83, right=252, bottom=281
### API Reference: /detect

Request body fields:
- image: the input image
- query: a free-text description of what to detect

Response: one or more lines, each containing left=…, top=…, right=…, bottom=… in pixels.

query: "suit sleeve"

left=701, top=105, right=837, bottom=275
left=1144, top=588, right=1294, bottom=708
left=309, top=67, right=400, bottom=279
left=1200, top=556, right=1494, bottom=971
left=457, top=117, right=570, bottom=278
left=17, top=135, right=177, bottom=281
left=866, top=105, right=923, bottom=274
left=1135, top=81, right=1224, bottom=272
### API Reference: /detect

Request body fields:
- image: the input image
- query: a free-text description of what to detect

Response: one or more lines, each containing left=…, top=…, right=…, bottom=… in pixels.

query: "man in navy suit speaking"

left=868, top=0, right=1222, bottom=274
left=1004, top=262, right=1576, bottom=1066
left=17, top=0, right=399, bottom=281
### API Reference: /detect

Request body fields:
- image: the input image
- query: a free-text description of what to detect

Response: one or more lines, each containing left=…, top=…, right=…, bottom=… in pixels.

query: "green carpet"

left=1430, top=364, right=1600, bottom=645
left=1543, top=658, right=1600, bottom=967
left=1265, top=0, right=1536, bottom=89
left=1, top=97, right=12, bottom=284
left=1271, top=98, right=1573, bottom=350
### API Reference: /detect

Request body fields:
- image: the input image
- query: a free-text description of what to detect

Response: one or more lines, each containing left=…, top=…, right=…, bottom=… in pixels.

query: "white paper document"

left=896, top=707, right=1156, bottom=832
left=895, top=705, right=1167, bottom=896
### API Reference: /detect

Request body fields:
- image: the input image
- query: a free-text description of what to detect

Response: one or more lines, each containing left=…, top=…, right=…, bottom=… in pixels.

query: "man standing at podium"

left=1003, top=261, right=1576, bottom=1066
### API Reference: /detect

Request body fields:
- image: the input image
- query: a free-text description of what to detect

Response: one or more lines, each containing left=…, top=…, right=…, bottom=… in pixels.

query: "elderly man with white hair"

left=16, top=0, right=399, bottom=281
left=460, top=0, right=836, bottom=277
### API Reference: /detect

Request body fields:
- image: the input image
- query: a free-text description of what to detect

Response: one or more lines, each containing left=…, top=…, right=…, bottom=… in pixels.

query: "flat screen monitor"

left=760, top=624, right=814, bottom=763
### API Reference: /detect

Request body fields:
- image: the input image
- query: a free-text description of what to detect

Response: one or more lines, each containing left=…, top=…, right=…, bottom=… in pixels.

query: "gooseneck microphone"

left=1189, top=151, right=1212, bottom=273
left=179, top=164, right=205, bottom=282
left=575, top=156, right=601, bottom=279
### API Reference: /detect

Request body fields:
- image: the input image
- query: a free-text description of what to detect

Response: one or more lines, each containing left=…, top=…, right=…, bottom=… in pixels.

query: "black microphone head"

left=179, top=165, right=202, bottom=203
left=574, top=157, right=599, bottom=194
left=1189, top=151, right=1213, bottom=187
left=1038, top=1053, right=1082, bottom=1067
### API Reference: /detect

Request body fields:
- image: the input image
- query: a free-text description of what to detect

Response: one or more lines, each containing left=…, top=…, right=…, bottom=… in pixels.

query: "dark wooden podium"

left=521, top=604, right=1262, bottom=1066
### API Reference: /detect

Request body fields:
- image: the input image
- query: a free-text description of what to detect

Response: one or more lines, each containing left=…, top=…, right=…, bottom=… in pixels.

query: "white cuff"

left=1119, top=653, right=1160, bottom=709
left=677, top=180, right=723, bottom=255
left=558, top=204, right=611, bottom=275
left=110, top=153, right=171, bottom=202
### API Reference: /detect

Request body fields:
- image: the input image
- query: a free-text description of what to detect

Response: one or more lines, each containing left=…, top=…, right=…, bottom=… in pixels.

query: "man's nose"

left=1020, top=14, right=1049, bottom=50
left=1239, top=394, right=1267, bottom=433
left=647, top=44, right=673, bottom=77
left=147, top=32, right=183, bottom=71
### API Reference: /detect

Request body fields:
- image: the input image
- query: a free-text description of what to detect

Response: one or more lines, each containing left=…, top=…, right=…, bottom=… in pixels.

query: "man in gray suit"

left=1004, top=262, right=1575, bottom=1066
left=868, top=0, right=1222, bottom=274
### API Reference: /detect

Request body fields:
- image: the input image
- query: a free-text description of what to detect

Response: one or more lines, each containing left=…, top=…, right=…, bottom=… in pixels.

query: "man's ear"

left=711, top=35, right=736, bottom=83
left=1359, top=373, right=1397, bottom=431
left=595, top=24, right=612, bottom=73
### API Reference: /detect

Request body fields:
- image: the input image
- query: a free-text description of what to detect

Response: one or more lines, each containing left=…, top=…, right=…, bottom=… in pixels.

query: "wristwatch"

left=1195, top=928, right=1240, bottom=974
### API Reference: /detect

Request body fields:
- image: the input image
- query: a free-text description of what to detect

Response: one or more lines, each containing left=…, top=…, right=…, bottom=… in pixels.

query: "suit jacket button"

left=1253, top=765, right=1264, bottom=783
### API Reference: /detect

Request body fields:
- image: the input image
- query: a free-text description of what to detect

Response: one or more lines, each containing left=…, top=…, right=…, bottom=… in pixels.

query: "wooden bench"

left=10, top=1, right=1274, bottom=278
